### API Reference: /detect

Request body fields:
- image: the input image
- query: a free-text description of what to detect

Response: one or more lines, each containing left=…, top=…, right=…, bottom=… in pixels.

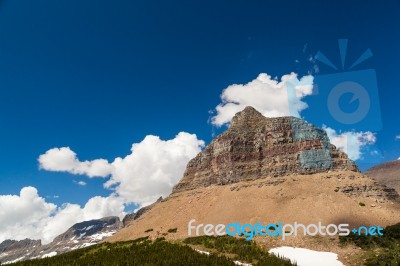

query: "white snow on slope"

left=234, top=260, right=252, bottom=266
left=41, top=251, right=57, bottom=258
left=85, top=225, right=94, bottom=231
left=3, top=256, right=25, bottom=264
left=80, top=242, right=96, bottom=248
left=193, top=248, right=252, bottom=265
left=88, top=230, right=116, bottom=241
left=269, top=246, right=344, bottom=266
left=194, top=249, right=210, bottom=256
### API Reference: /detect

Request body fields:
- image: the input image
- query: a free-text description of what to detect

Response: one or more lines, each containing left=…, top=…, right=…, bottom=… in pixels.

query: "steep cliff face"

left=173, top=106, right=358, bottom=193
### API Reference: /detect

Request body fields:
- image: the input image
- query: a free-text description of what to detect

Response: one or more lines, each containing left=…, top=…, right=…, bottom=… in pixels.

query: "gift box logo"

left=291, top=39, right=382, bottom=169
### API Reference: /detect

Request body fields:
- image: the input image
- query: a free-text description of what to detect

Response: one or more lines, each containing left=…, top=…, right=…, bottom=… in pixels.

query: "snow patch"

left=193, top=249, right=251, bottom=265
left=78, top=232, right=86, bottom=239
left=80, top=242, right=96, bottom=248
left=234, top=261, right=252, bottom=266
left=41, top=251, right=57, bottom=258
left=3, top=256, right=25, bottom=264
left=85, top=225, right=94, bottom=231
left=269, top=246, right=344, bottom=266
left=88, top=230, right=116, bottom=241
left=194, top=249, right=210, bottom=256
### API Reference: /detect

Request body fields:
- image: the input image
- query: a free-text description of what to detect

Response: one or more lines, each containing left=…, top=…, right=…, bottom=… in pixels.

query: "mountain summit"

left=109, top=107, right=400, bottom=265
left=174, top=106, right=358, bottom=192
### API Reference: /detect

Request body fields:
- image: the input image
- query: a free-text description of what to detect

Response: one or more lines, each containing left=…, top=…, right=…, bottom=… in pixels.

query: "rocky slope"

left=122, top=197, right=163, bottom=227
left=109, top=107, right=400, bottom=265
left=365, top=159, right=400, bottom=194
left=0, top=216, right=122, bottom=264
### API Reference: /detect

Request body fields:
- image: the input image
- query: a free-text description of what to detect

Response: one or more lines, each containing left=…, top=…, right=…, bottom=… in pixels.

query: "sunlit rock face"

left=173, top=106, right=358, bottom=193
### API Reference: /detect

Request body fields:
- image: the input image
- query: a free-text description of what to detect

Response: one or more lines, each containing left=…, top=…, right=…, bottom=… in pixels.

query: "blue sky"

left=0, top=0, right=400, bottom=242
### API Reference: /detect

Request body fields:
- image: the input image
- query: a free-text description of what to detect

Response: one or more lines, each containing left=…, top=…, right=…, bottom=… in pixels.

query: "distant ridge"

left=365, top=159, right=400, bottom=194
left=0, top=216, right=121, bottom=264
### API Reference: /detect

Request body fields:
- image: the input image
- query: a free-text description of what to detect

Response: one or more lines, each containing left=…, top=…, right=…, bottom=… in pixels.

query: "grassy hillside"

left=184, top=235, right=294, bottom=265
left=7, top=236, right=294, bottom=266
left=340, top=223, right=400, bottom=265
left=7, top=223, right=400, bottom=265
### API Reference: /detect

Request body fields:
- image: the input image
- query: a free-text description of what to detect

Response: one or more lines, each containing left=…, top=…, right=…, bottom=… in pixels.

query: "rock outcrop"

left=173, top=106, right=358, bottom=193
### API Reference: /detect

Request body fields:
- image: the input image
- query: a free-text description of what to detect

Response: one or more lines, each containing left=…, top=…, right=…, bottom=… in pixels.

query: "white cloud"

left=396, top=135, right=400, bottom=140
left=105, top=132, right=204, bottom=206
left=323, top=126, right=376, bottom=161
left=74, top=180, right=87, bottom=186
left=0, top=187, right=125, bottom=244
left=30, top=132, right=203, bottom=243
left=38, top=147, right=113, bottom=178
left=0, top=187, right=56, bottom=243
left=211, top=72, right=314, bottom=126
left=39, top=132, right=204, bottom=207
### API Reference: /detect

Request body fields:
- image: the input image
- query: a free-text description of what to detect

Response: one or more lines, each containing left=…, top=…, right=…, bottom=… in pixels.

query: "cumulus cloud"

left=25, top=132, right=203, bottom=244
left=0, top=187, right=56, bottom=243
left=105, top=132, right=204, bottom=206
left=211, top=72, right=314, bottom=126
left=323, top=126, right=376, bottom=161
left=39, top=132, right=204, bottom=207
left=396, top=135, right=400, bottom=140
left=41, top=194, right=125, bottom=244
left=0, top=187, right=125, bottom=244
left=38, top=147, right=113, bottom=178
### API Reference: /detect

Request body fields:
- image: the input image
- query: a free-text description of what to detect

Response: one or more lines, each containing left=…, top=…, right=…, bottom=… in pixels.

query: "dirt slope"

left=365, top=160, right=400, bottom=194
left=109, top=171, right=399, bottom=241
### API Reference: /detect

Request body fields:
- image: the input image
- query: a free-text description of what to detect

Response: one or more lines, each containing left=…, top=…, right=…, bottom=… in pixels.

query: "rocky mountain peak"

left=173, top=106, right=359, bottom=193
left=105, top=107, right=399, bottom=251
left=230, top=106, right=268, bottom=129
